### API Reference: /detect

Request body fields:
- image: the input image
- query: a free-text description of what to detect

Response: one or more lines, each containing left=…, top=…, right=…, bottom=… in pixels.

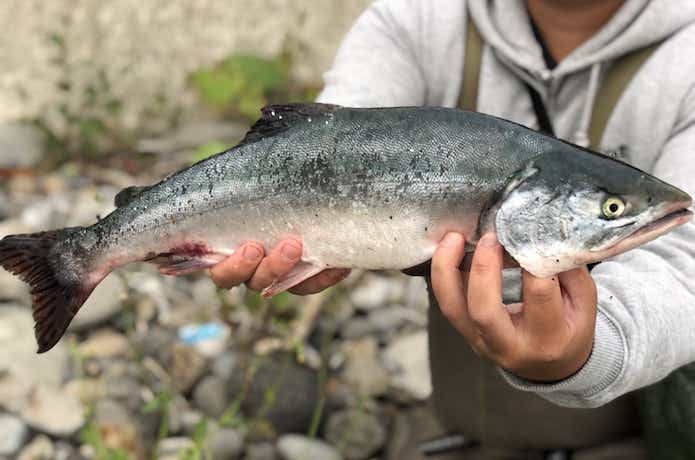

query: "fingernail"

left=441, top=233, right=464, bottom=248
left=243, top=244, right=262, bottom=262
left=479, top=232, right=499, bottom=248
left=282, top=242, right=302, bottom=261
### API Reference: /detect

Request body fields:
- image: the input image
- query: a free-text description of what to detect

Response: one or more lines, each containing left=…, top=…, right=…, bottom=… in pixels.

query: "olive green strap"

left=587, top=43, right=661, bottom=150
left=460, top=15, right=483, bottom=111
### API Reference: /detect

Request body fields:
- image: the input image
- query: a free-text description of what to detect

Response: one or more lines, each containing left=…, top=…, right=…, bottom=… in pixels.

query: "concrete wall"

left=0, top=0, right=371, bottom=134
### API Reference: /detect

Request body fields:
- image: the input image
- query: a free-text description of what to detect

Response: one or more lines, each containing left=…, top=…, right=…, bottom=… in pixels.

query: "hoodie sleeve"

left=501, top=84, right=695, bottom=408
left=315, top=0, right=429, bottom=107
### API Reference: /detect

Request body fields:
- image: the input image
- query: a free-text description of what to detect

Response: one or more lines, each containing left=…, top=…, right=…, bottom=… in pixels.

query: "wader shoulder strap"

left=459, top=15, right=483, bottom=111
left=587, top=43, right=661, bottom=150
left=459, top=15, right=661, bottom=151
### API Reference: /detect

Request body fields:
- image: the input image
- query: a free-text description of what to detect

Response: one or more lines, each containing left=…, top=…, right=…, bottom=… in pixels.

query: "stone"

left=68, top=274, right=127, bottom=331
left=0, top=306, right=68, bottom=387
left=233, top=353, right=319, bottom=434
left=212, top=352, right=241, bottom=381
left=382, top=332, right=432, bottom=400
left=403, top=276, right=430, bottom=311
left=54, top=441, right=81, bottom=460
left=205, top=427, right=244, bottom=460
left=349, top=274, right=399, bottom=311
left=341, top=338, right=389, bottom=397
left=133, top=326, right=177, bottom=363
left=78, top=329, right=130, bottom=359
left=64, top=378, right=105, bottom=406
left=0, top=122, right=45, bottom=168
left=165, top=342, right=208, bottom=393
left=0, top=413, right=28, bottom=456
left=17, top=435, right=54, bottom=460
left=0, top=374, right=31, bottom=413
left=193, top=375, right=228, bottom=417
left=20, top=384, right=85, bottom=437
left=93, top=399, right=142, bottom=458
left=340, top=317, right=372, bottom=340
left=325, top=410, right=386, bottom=460
left=246, top=442, right=279, bottom=460
left=277, top=435, right=342, bottom=460
left=157, top=437, right=193, bottom=460
left=104, top=375, right=143, bottom=413
left=370, top=305, right=426, bottom=331
left=179, top=409, right=204, bottom=436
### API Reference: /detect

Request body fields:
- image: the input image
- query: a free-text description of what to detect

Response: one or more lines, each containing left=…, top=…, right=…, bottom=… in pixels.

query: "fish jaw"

left=576, top=200, right=693, bottom=265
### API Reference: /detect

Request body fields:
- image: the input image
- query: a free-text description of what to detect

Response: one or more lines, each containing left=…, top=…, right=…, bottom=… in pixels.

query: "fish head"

left=495, top=147, right=693, bottom=278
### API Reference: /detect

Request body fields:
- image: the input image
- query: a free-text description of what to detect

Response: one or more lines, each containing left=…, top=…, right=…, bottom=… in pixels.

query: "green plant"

left=179, top=419, right=212, bottom=460
left=192, top=54, right=289, bottom=121
left=191, top=53, right=319, bottom=122
left=142, top=389, right=174, bottom=458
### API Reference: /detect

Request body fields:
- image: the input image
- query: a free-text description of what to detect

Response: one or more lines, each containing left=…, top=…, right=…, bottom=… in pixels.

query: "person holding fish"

left=208, top=0, right=695, bottom=458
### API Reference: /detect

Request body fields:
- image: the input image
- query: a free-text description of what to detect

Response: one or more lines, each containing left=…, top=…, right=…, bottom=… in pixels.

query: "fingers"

left=558, top=266, right=597, bottom=309
left=246, top=239, right=303, bottom=292
left=466, top=233, right=516, bottom=354
left=289, top=268, right=351, bottom=295
left=431, top=233, right=471, bottom=332
left=520, top=269, right=564, bottom=337
left=210, top=241, right=264, bottom=289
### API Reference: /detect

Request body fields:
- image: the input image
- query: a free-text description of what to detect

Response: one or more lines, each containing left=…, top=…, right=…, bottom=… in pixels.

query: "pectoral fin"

left=261, top=262, right=325, bottom=298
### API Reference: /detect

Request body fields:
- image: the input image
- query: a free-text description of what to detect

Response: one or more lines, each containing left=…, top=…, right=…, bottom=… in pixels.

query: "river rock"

left=211, top=351, right=241, bottom=381
left=349, top=274, right=399, bottom=311
left=341, top=338, right=389, bottom=397
left=133, top=326, right=177, bottom=363
left=93, top=399, right=142, bottom=458
left=78, top=329, right=130, bottom=358
left=382, top=331, right=431, bottom=400
left=193, top=375, right=228, bottom=417
left=0, top=413, right=28, bottom=456
left=205, top=427, right=244, bottom=460
left=20, top=384, right=85, bottom=437
left=277, top=435, right=342, bottom=460
left=164, top=342, right=208, bottom=393
left=17, top=435, right=54, bottom=460
left=246, top=442, right=278, bottom=460
left=233, top=353, right=319, bottom=434
left=68, top=274, right=127, bottom=331
left=325, top=410, right=386, bottom=460
left=158, top=437, right=193, bottom=460
left=0, top=306, right=68, bottom=387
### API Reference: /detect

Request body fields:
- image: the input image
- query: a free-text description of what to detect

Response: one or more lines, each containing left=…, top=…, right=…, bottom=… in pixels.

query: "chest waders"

left=427, top=15, right=689, bottom=458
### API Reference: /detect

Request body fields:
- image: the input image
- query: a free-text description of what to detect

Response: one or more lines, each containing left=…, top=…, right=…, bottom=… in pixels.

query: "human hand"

left=431, top=232, right=597, bottom=382
left=209, top=239, right=350, bottom=295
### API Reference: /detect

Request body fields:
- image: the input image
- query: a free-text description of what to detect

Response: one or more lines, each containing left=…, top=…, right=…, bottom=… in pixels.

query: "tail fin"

left=0, top=228, right=104, bottom=353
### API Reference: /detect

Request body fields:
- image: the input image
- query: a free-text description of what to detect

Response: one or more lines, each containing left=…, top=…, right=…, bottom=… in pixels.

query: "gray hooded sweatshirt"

left=318, top=0, right=695, bottom=409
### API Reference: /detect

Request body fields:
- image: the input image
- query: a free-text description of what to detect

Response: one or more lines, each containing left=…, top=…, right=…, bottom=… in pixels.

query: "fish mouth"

left=584, top=200, right=693, bottom=262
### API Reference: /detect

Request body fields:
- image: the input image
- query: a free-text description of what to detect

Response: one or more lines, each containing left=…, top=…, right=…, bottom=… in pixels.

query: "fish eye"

left=602, top=197, right=626, bottom=219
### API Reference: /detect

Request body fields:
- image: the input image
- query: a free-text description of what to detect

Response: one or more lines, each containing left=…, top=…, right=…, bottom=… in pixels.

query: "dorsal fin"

left=240, top=103, right=341, bottom=145
left=114, top=185, right=152, bottom=208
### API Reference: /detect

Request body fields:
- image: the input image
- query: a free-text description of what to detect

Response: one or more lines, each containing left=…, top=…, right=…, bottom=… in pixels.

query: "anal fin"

left=153, top=255, right=224, bottom=276
left=261, top=262, right=325, bottom=298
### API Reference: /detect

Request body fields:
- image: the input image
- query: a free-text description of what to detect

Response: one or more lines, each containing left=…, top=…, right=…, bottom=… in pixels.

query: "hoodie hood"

left=468, top=0, right=695, bottom=77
